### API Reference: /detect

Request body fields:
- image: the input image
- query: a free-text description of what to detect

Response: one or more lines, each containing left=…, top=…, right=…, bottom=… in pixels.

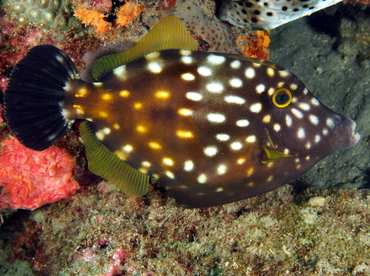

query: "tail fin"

left=4, top=45, right=79, bottom=151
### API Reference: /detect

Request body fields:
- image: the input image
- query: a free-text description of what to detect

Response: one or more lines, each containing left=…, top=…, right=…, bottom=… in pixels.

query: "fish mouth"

left=348, top=119, right=361, bottom=148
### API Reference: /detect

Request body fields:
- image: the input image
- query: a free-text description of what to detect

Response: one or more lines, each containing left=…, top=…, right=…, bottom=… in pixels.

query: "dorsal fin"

left=79, top=121, right=150, bottom=197
left=92, top=15, right=198, bottom=81
left=222, top=53, right=278, bottom=69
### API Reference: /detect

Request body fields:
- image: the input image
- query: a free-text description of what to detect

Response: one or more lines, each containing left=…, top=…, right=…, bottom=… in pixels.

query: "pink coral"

left=0, top=138, right=78, bottom=210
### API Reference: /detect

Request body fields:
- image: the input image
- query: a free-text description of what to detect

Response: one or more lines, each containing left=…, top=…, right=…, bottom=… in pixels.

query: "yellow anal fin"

left=92, top=15, right=198, bottom=80
left=261, top=148, right=292, bottom=165
left=79, top=121, right=150, bottom=197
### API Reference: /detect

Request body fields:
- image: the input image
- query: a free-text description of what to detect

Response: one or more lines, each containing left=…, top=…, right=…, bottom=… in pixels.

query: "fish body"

left=4, top=17, right=359, bottom=208
left=219, top=0, right=343, bottom=30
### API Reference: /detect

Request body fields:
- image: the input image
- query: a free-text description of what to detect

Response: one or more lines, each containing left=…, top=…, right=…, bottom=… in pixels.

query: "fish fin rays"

left=4, top=45, right=79, bottom=151
left=79, top=121, right=150, bottom=197
left=92, top=15, right=198, bottom=80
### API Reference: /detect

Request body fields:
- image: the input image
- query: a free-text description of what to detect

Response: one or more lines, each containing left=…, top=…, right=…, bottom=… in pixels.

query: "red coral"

left=236, top=30, right=270, bottom=60
left=0, top=138, right=78, bottom=210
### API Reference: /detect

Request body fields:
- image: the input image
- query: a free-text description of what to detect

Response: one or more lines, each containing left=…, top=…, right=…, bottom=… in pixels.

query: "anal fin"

left=79, top=121, right=150, bottom=197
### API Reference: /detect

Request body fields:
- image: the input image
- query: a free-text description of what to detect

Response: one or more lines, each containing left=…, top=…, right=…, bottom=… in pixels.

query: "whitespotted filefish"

left=4, top=16, right=360, bottom=208
left=219, top=0, right=343, bottom=30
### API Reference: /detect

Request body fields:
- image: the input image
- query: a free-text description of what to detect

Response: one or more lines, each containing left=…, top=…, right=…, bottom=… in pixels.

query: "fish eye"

left=272, top=88, right=292, bottom=108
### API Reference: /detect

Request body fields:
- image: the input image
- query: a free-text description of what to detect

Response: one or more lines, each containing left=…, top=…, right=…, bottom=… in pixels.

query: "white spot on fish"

left=184, top=160, right=194, bottom=172
left=142, top=161, right=151, bottom=167
left=249, top=103, right=262, bottom=113
left=181, top=73, right=195, bottom=81
left=216, top=187, right=224, bottom=192
left=326, top=117, right=335, bottom=128
left=256, top=84, right=265, bottom=93
left=163, top=157, right=174, bottom=166
left=311, top=98, right=320, bottom=106
left=230, top=60, right=241, bottom=69
left=245, top=67, right=256, bottom=79
left=297, top=127, right=305, bottom=139
left=145, top=52, right=160, bottom=60
left=230, top=141, right=243, bottom=150
left=290, top=83, right=298, bottom=90
left=207, top=113, right=226, bottom=123
left=246, top=135, right=257, bottom=143
left=229, top=78, right=243, bottom=88
left=197, top=66, right=212, bottom=76
left=273, top=124, right=281, bottom=132
left=207, top=54, right=226, bottom=65
left=216, top=133, right=230, bottom=141
left=206, top=82, right=224, bottom=93
left=147, top=61, right=162, bottom=73
left=123, top=144, right=133, bottom=152
left=267, top=67, right=275, bottom=77
left=165, top=171, right=175, bottom=179
left=224, top=95, right=246, bottom=105
left=305, top=142, right=311, bottom=149
left=262, top=114, right=271, bottom=123
left=217, top=164, right=227, bottom=175
left=298, top=102, right=311, bottom=111
left=236, top=119, right=250, bottom=127
left=181, top=56, right=193, bottom=64
left=279, top=70, right=289, bottom=77
left=186, top=92, right=203, bottom=101
left=197, top=174, right=207, bottom=184
left=291, top=108, right=304, bottom=119
left=309, top=114, right=319, bottom=125
left=204, top=146, right=218, bottom=157
left=285, top=114, right=293, bottom=127
left=322, top=128, right=329, bottom=136
left=314, top=134, right=321, bottom=143
left=113, top=65, right=127, bottom=79
left=179, top=50, right=191, bottom=56
left=103, top=128, right=111, bottom=135
left=178, top=108, right=193, bottom=116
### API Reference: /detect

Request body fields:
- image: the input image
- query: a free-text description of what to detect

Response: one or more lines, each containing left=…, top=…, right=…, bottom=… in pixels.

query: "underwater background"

left=0, top=0, right=369, bottom=275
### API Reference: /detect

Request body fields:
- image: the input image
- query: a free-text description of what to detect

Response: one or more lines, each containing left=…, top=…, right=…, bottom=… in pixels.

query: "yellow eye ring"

left=272, top=88, right=293, bottom=108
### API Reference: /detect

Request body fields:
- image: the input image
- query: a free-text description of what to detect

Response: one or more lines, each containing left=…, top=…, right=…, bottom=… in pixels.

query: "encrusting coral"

left=0, top=137, right=78, bottom=210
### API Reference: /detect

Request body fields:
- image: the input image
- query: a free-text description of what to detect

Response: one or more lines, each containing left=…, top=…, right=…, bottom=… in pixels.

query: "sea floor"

left=0, top=2, right=369, bottom=276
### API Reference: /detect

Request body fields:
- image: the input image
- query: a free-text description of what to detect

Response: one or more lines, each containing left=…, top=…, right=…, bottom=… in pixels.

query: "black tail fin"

left=4, top=45, right=79, bottom=151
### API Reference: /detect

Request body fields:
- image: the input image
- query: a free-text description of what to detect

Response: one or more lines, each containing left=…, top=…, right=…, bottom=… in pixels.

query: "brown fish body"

left=61, top=50, right=359, bottom=207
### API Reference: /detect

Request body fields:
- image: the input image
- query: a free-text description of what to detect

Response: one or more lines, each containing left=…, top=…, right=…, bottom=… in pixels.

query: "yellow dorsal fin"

left=79, top=121, right=150, bottom=197
left=92, top=15, right=198, bottom=81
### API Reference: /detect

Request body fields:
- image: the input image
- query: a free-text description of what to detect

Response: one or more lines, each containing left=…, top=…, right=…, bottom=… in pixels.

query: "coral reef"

left=115, top=1, right=146, bottom=27
left=1, top=184, right=370, bottom=275
left=73, top=4, right=111, bottom=34
left=3, top=0, right=81, bottom=30
left=0, top=137, right=78, bottom=210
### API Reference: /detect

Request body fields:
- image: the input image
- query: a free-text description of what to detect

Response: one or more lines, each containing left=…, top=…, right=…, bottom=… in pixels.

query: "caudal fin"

left=4, top=45, right=79, bottom=151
